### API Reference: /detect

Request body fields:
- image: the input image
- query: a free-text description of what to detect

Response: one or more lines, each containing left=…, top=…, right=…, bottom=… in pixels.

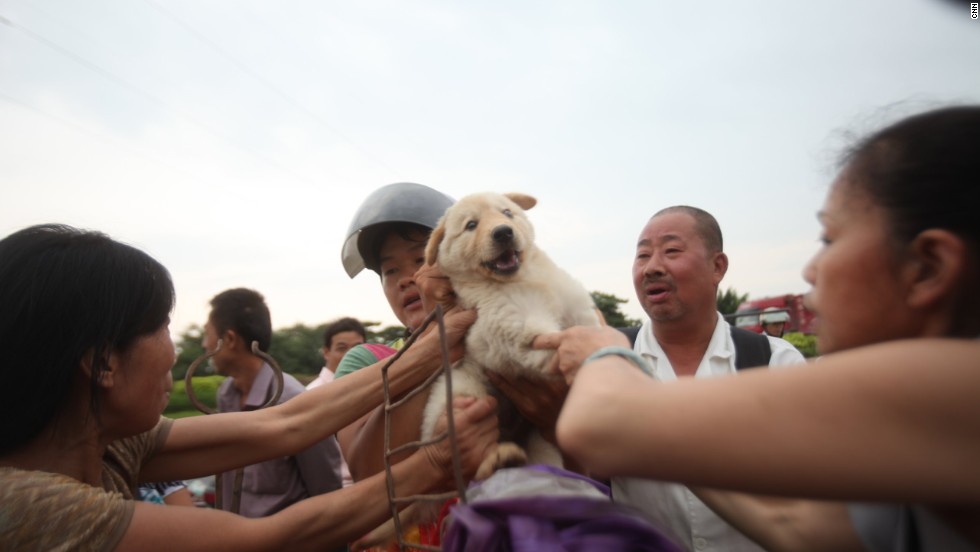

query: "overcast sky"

left=2, top=0, right=978, bottom=336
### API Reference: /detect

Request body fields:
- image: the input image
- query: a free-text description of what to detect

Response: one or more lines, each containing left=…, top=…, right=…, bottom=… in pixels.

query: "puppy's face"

left=427, top=192, right=537, bottom=282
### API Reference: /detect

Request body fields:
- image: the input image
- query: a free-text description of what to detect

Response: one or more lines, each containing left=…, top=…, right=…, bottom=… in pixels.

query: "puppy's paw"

left=475, top=441, right=528, bottom=480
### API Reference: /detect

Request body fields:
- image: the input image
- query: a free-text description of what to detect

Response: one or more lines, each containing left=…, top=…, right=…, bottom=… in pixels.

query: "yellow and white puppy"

left=423, top=192, right=601, bottom=475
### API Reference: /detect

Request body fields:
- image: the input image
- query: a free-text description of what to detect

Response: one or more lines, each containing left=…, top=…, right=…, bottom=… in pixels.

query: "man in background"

left=306, top=316, right=366, bottom=488
left=307, top=317, right=366, bottom=390
left=760, top=307, right=791, bottom=338
left=204, top=288, right=344, bottom=517
left=618, top=206, right=804, bottom=552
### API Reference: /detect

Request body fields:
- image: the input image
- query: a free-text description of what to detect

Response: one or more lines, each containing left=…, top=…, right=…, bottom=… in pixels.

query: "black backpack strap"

left=730, top=326, right=771, bottom=371
left=617, top=326, right=641, bottom=348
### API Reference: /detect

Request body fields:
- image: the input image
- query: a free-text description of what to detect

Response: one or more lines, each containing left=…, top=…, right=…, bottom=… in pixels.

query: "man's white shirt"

left=613, top=313, right=806, bottom=552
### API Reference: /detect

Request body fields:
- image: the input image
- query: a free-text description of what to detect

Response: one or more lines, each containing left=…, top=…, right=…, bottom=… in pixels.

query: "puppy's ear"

left=425, top=218, right=447, bottom=265
left=505, top=193, right=537, bottom=211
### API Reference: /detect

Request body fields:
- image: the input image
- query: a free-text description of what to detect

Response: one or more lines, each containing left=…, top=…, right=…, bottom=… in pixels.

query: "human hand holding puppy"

left=417, top=260, right=567, bottom=448
left=414, top=260, right=475, bottom=367
left=416, top=261, right=457, bottom=314
left=351, top=395, right=499, bottom=551
left=485, top=371, right=567, bottom=446
left=533, top=325, right=632, bottom=384
left=423, top=395, right=501, bottom=486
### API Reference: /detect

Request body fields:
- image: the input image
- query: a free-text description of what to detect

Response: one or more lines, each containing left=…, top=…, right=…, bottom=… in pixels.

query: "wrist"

left=583, top=346, right=652, bottom=377
left=419, top=444, right=453, bottom=491
left=389, top=337, right=440, bottom=387
left=390, top=450, right=443, bottom=498
left=413, top=337, right=446, bottom=381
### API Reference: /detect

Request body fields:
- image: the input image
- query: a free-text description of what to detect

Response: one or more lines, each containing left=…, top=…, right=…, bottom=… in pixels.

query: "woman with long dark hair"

left=0, top=223, right=498, bottom=551
left=544, top=106, right=980, bottom=551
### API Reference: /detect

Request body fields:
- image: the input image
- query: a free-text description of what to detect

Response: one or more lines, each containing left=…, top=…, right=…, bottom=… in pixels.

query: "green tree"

left=368, top=322, right=408, bottom=344
left=716, top=286, right=749, bottom=315
left=269, top=323, right=325, bottom=375
left=591, top=291, right=642, bottom=328
left=175, top=322, right=327, bottom=378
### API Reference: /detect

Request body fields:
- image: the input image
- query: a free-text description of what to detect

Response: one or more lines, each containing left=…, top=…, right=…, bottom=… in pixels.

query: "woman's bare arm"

left=549, top=333, right=980, bottom=502
left=120, top=396, right=498, bottom=552
left=141, top=309, right=475, bottom=482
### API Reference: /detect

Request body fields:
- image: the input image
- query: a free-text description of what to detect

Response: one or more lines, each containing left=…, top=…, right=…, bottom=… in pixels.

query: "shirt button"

left=694, top=537, right=707, bottom=550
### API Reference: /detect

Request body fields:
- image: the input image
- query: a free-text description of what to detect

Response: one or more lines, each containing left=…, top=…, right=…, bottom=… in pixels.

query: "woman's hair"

left=0, top=224, right=175, bottom=454
left=841, top=105, right=980, bottom=334
left=842, top=105, right=980, bottom=252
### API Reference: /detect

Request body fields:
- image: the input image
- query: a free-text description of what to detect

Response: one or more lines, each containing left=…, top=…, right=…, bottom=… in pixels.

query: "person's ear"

left=222, top=329, right=244, bottom=352
left=712, top=251, right=729, bottom=285
left=904, top=229, right=966, bottom=310
left=80, top=348, right=117, bottom=388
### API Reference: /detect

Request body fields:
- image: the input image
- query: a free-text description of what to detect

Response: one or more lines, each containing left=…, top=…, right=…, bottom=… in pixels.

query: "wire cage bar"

left=381, top=305, right=468, bottom=551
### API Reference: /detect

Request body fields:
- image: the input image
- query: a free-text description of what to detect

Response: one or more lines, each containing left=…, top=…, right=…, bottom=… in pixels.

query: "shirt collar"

left=635, top=312, right=734, bottom=378
left=244, top=363, right=274, bottom=408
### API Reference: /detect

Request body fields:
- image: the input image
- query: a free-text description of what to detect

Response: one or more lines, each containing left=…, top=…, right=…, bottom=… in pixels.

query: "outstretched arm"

left=141, top=308, right=476, bottom=483
left=120, top=396, right=499, bottom=552
left=538, top=328, right=980, bottom=502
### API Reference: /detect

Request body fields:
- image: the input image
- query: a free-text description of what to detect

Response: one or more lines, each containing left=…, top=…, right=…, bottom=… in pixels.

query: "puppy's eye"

left=502, top=209, right=513, bottom=218
left=465, top=220, right=478, bottom=231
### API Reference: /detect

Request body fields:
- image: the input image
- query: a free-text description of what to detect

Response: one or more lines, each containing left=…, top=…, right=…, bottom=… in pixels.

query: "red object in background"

left=728, top=294, right=815, bottom=335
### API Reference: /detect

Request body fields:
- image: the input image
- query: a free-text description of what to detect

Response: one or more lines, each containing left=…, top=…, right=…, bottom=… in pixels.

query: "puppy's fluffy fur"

left=422, top=192, right=600, bottom=474
left=355, top=193, right=599, bottom=549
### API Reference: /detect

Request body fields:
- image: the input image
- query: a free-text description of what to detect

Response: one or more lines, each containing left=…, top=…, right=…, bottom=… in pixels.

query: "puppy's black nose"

left=492, top=225, right=514, bottom=244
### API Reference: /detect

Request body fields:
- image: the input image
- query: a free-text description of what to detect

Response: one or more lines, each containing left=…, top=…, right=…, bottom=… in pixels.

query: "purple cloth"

left=444, top=466, right=681, bottom=552
left=521, top=464, right=611, bottom=497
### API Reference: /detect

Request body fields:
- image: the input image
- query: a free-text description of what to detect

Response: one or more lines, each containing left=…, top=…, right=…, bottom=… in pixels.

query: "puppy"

left=354, top=192, right=600, bottom=549
left=422, top=192, right=601, bottom=476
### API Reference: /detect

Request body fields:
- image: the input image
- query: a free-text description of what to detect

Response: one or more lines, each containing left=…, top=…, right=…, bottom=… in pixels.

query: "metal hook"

left=184, top=339, right=223, bottom=415
left=182, top=337, right=286, bottom=515
left=250, top=340, right=284, bottom=408
left=183, top=339, right=286, bottom=413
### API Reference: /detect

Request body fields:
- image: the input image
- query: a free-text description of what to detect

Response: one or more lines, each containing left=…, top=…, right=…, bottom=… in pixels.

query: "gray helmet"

left=341, top=182, right=454, bottom=278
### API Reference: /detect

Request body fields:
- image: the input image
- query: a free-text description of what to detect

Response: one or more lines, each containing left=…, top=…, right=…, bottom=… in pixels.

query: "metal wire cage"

left=380, top=305, right=469, bottom=551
